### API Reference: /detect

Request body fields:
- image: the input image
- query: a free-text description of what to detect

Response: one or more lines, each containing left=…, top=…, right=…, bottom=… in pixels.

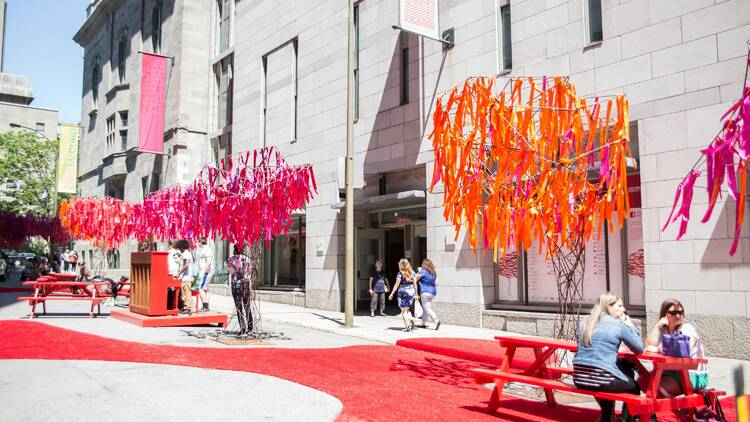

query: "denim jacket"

left=573, top=314, right=644, bottom=381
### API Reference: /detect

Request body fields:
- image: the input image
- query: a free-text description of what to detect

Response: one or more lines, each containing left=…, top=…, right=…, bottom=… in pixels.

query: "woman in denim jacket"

left=573, top=292, right=644, bottom=422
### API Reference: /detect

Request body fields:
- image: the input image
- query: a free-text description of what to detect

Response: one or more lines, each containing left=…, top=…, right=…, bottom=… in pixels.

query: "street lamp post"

left=9, top=123, right=58, bottom=218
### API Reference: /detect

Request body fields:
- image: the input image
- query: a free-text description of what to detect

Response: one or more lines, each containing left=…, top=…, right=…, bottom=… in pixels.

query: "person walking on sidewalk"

left=196, top=238, right=214, bottom=312
left=415, top=258, right=440, bottom=330
left=368, top=259, right=389, bottom=317
left=176, top=240, right=195, bottom=316
left=226, top=244, right=254, bottom=336
left=388, top=258, right=418, bottom=332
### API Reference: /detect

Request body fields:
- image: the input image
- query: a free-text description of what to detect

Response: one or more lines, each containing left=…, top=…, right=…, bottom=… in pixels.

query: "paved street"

left=2, top=288, right=750, bottom=421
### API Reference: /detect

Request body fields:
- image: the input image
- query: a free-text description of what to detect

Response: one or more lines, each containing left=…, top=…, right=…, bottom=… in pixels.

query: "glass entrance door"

left=355, top=229, right=385, bottom=311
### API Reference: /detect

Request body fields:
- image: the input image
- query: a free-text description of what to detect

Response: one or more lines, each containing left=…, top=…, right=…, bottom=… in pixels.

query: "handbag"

left=662, top=330, right=691, bottom=357
left=414, top=299, right=424, bottom=318
left=692, top=389, right=727, bottom=422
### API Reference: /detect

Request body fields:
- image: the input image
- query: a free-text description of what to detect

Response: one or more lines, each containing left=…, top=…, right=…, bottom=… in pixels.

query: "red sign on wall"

left=138, top=53, right=168, bottom=154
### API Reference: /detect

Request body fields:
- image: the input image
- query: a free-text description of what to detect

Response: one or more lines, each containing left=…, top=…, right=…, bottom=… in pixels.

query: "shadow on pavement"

left=390, top=356, right=495, bottom=389
left=311, top=313, right=346, bottom=326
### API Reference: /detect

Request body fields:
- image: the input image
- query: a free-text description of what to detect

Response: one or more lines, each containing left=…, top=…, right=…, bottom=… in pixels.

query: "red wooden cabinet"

left=129, top=252, right=181, bottom=316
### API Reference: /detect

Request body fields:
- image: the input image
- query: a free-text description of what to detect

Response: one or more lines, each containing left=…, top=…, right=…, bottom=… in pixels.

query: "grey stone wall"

left=74, top=0, right=212, bottom=275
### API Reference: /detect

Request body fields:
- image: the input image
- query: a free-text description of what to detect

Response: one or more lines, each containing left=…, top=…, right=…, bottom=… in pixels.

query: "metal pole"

left=344, top=0, right=355, bottom=327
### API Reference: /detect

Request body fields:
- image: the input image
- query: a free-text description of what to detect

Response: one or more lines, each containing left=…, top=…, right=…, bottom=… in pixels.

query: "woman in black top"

left=368, top=259, right=389, bottom=317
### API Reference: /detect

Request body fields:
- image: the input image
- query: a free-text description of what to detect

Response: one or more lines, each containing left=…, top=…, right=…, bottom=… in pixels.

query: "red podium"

left=129, top=252, right=180, bottom=316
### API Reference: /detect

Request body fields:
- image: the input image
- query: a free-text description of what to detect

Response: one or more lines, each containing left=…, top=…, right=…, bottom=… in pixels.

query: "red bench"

left=468, top=335, right=724, bottom=421
left=17, top=280, right=109, bottom=318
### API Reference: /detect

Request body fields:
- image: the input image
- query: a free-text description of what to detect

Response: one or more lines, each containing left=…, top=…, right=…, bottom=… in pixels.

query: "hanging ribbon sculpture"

left=0, top=212, right=69, bottom=248
left=663, top=54, right=750, bottom=256
left=58, top=147, right=317, bottom=249
left=430, top=76, right=633, bottom=261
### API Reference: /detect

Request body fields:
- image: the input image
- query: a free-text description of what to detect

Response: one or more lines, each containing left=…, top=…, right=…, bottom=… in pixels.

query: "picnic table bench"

left=468, top=335, right=723, bottom=421
left=17, top=280, right=109, bottom=318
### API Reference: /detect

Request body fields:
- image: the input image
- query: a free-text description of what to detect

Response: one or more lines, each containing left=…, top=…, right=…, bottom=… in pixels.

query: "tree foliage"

left=0, top=130, right=57, bottom=216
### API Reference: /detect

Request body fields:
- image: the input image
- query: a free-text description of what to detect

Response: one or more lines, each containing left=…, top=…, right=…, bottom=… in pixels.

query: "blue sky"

left=4, top=0, right=90, bottom=124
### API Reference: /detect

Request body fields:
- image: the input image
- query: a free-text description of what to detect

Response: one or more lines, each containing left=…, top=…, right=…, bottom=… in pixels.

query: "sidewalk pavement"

left=207, top=293, right=750, bottom=397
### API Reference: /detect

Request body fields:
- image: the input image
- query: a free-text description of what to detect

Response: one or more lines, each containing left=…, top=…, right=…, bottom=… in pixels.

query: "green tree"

left=0, top=130, right=57, bottom=216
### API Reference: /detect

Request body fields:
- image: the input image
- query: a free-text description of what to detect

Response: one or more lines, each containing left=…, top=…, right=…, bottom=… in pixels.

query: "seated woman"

left=573, top=292, right=643, bottom=422
left=645, top=298, right=708, bottom=396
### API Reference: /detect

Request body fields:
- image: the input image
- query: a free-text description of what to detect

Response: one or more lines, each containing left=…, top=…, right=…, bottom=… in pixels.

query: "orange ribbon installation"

left=430, top=76, right=633, bottom=262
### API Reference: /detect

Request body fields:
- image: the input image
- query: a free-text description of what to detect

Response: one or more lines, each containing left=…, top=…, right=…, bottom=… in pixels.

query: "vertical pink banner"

left=138, top=53, right=168, bottom=153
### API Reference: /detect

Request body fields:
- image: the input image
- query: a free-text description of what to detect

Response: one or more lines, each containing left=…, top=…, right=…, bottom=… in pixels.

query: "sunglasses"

left=667, top=310, right=684, bottom=316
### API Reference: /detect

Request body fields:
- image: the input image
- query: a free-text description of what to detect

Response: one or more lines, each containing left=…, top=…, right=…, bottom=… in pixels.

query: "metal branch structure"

left=430, top=76, right=633, bottom=340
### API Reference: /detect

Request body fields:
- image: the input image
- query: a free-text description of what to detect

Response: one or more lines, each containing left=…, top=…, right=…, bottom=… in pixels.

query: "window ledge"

left=583, top=41, right=603, bottom=51
left=257, top=287, right=305, bottom=294
left=211, top=47, right=235, bottom=65
left=105, top=83, right=130, bottom=97
left=497, top=69, right=512, bottom=77
left=208, top=124, right=232, bottom=140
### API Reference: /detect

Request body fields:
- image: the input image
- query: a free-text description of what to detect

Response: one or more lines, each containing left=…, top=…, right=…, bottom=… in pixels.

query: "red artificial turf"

left=0, top=320, right=737, bottom=421
left=396, top=337, right=512, bottom=366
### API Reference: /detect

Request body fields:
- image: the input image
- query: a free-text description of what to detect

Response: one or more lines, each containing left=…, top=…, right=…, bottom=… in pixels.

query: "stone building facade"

left=228, top=0, right=750, bottom=359
left=73, top=0, right=211, bottom=273
left=74, top=0, right=750, bottom=359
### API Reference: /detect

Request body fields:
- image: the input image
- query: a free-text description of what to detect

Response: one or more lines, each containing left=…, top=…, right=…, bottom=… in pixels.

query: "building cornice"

left=73, top=0, right=122, bottom=46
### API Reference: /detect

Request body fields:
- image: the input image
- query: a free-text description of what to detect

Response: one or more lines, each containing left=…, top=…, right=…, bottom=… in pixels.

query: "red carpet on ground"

left=0, top=320, right=737, bottom=421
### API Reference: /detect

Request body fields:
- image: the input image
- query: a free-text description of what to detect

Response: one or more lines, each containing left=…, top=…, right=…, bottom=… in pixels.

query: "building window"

left=109, top=13, right=114, bottom=64
left=292, top=39, right=298, bottom=141
left=212, top=132, right=232, bottom=168
left=92, top=57, right=101, bottom=109
left=35, top=122, right=45, bottom=133
left=261, top=38, right=298, bottom=146
left=119, top=129, right=127, bottom=151
left=218, top=0, right=233, bottom=53
left=106, top=115, right=116, bottom=149
left=117, top=30, right=127, bottom=84
left=262, top=215, right=305, bottom=289
left=584, top=0, right=603, bottom=44
left=215, top=56, right=233, bottom=130
left=497, top=2, right=512, bottom=72
left=354, top=3, right=360, bottom=121
left=119, top=111, right=128, bottom=128
left=261, top=56, right=267, bottom=145
left=400, top=33, right=409, bottom=105
left=495, top=122, right=643, bottom=309
left=152, top=3, right=162, bottom=53
left=106, top=178, right=125, bottom=200
left=141, top=176, right=149, bottom=200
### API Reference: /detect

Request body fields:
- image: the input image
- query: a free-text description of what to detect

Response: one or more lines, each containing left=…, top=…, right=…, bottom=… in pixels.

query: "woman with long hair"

left=388, top=258, right=418, bottom=331
left=415, top=258, right=440, bottom=330
left=645, top=298, right=708, bottom=396
left=573, top=292, right=644, bottom=422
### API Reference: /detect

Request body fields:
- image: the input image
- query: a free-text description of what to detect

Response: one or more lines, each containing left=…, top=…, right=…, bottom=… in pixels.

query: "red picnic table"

left=46, top=272, right=77, bottom=281
left=18, top=280, right=109, bottom=318
left=469, top=335, right=722, bottom=421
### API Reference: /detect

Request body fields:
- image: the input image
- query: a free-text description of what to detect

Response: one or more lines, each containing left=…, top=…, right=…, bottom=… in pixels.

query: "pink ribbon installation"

left=663, top=56, right=750, bottom=255
left=59, top=147, right=317, bottom=249
left=0, top=212, right=69, bottom=248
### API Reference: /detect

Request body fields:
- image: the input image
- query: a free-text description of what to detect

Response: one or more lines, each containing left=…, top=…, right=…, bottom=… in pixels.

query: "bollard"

left=736, top=365, right=748, bottom=422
